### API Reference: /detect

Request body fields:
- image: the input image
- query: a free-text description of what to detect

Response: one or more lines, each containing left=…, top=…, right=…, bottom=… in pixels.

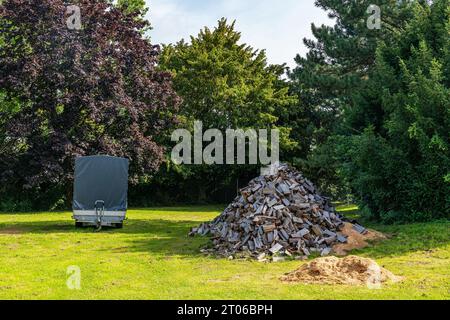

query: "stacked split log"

left=190, top=164, right=367, bottom=261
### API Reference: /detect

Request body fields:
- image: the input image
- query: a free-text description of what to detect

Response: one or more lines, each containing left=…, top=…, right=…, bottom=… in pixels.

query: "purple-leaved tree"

left=0, top=0, right=180, bottom=204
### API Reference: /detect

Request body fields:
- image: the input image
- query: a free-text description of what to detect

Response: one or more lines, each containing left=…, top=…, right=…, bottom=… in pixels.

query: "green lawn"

left=0, top=205, right=448, bottom=300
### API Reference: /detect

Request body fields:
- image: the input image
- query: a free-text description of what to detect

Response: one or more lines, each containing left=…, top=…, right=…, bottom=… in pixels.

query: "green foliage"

left=347, top=1, right=450, bottom=222
left=301, top=0, right=450, bottom=222
left=0, top=90, right=21, bottom=155
left=1, top=0, right=448, bottom=219
left=0, top=197, right=32, bottom=212
left=152, top=19, right=297, bottom=203
left=116, top=0, right=150, bottom=28
left=116, top=0, right=147, bottom=15
left=289, top=1, right=415, bottom=194
left=0, top=0, right=179, bottom=208
left=160, top=18, right=296, bottom=133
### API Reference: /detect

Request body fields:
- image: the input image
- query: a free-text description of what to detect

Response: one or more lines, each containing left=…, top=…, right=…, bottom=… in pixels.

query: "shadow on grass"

left=350, top=220, right=450, bottom=259
left=0, top=218, right=211, bottom=258
left=130, top=205, right=225, bottom=213
left=102, top=218, right=211, bottom=258
left=0, top=218, right=202, bottom=235
left=0, top=212, right=448, bottom=259
left=118, top=220, right=210, bottom=257
left=337, top=207, right=450, bottom=258
left=112, top=219, right=450, bottom=259
left=0, top=205, right=225, bottom=215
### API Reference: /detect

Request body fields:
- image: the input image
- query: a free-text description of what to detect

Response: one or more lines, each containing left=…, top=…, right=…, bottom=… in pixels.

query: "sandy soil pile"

left=281, top=255, right=402, bottom=285
left=332, top=222, right=387, bottom=255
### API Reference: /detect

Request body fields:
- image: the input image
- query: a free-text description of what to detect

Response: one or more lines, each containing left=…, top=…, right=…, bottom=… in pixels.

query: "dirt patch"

left=0, top=227, right=25, bottom=235
left=332, top=223, right=387, bottom=255
left=281, top=255, right=402, bottom=286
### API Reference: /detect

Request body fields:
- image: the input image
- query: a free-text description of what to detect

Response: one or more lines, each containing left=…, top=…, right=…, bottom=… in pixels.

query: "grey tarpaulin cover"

left=73, top=156, right=129, bottom=211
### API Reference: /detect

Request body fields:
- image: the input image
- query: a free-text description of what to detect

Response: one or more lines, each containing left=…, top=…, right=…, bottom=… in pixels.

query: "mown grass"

left=0, top=205, right=448, bottom=300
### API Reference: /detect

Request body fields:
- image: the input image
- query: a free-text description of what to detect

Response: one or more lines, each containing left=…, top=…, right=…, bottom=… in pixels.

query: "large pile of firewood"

left=190, top=164, right=367, bottom=261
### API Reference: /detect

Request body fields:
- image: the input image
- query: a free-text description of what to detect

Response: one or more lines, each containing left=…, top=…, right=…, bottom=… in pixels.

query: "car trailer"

left=72, top=155, right=129, bottom=229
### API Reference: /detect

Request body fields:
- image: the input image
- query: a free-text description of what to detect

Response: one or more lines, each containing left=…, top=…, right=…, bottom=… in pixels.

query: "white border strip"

left=73, top=210, right=126, bottom=217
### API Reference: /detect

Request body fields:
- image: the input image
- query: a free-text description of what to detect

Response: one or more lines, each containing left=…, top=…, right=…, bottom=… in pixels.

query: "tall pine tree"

left=291, top=0, right=449, bottom=221
left=135, top=19, right=297, bottom=204
left=289, top=0, right=414, bottom=196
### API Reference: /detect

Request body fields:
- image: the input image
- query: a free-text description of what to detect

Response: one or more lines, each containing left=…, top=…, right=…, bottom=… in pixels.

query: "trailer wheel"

left=75, top=222, right=84, bottom=228
left=115, top=223, right=123, bottom=229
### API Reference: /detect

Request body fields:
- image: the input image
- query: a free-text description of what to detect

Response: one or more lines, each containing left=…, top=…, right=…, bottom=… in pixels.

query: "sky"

left=146, top=0, right=333, bottom=69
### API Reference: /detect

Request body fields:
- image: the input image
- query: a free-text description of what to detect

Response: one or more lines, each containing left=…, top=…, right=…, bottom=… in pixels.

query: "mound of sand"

left=281, top=255, right=402, bottom=286
left=332, top=223, right=387, bottom=256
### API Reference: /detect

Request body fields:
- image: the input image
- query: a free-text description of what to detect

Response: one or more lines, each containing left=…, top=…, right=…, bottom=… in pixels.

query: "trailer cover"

left=73, top=156, right=129, bottom=212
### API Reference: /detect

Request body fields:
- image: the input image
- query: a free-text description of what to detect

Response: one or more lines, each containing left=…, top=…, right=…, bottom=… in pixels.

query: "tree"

left=116, top=0, right=147, bottom=16
left=289, top=0, right=414, bottom=196
left=116, top=0, right=150, bottom=28
left=161, top=18, right=295, bottom=133
left=337, top=0, right=450, bottom=222
left=291, top=0, right=449, bottom=221
left=0, top=0, right=180, bottom=208
left=151, top=19, right=297, bottom=203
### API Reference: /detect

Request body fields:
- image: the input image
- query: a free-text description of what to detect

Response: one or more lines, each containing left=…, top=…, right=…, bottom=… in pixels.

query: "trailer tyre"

left=115, top=223, right=123, bottom=229
left=75, top=222, right=84, bottom=228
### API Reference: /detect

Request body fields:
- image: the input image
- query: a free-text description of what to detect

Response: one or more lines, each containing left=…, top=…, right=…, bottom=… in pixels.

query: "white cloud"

left=146, top=0, right=333, bottom=69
